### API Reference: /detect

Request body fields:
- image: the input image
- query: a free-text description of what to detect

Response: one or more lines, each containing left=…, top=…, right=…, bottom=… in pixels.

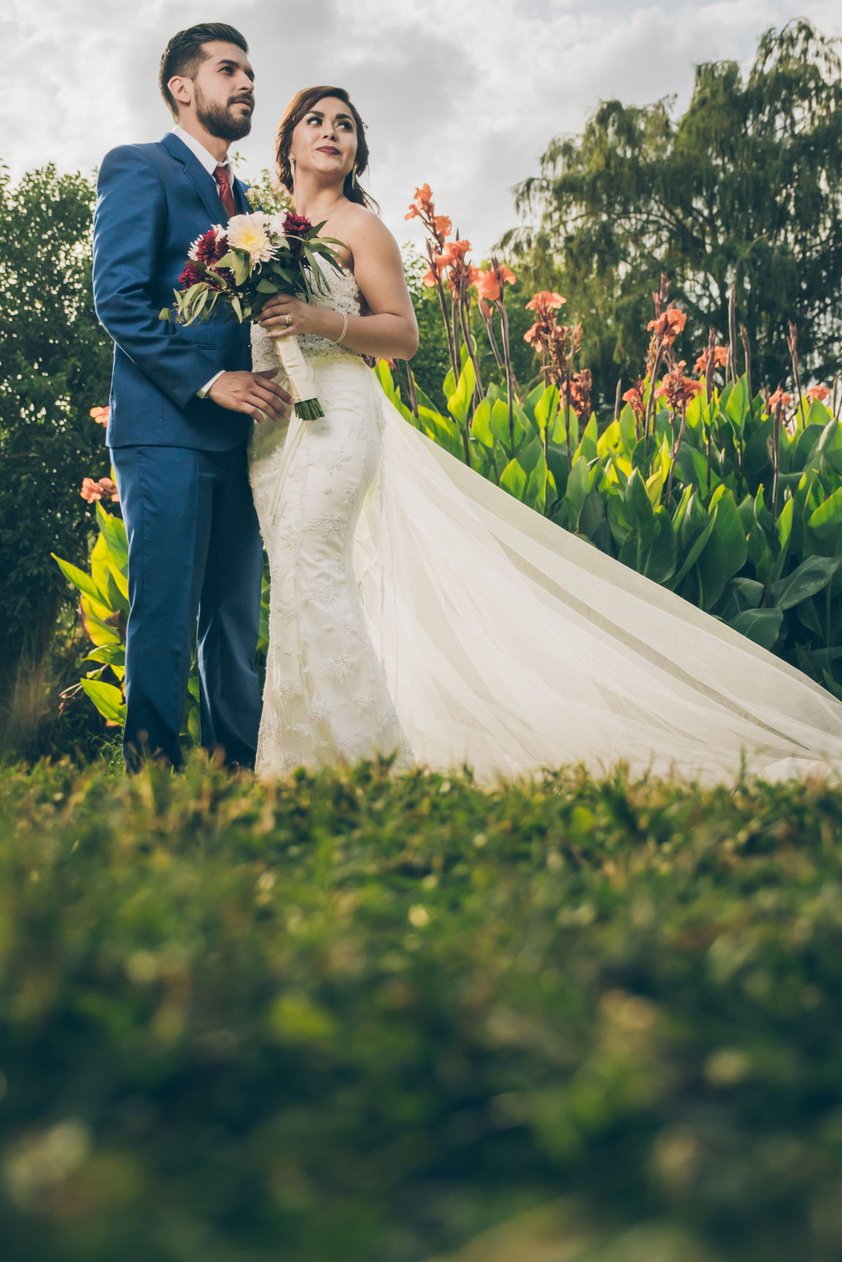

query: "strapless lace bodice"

left=251, top=256, right=362, bottom=373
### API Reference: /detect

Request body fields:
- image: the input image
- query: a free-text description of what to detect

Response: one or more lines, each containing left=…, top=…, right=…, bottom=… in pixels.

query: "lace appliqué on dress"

left=248, top=259, right=409, bottom=776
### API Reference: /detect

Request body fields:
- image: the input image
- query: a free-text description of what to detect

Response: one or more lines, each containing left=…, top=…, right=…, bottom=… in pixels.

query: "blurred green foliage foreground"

left=2, top=756, right=842, bottom=1262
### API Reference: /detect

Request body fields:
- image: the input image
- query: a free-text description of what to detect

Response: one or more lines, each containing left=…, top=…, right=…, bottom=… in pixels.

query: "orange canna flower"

left=657, top=361, right=702, bottom=409
left=525, top=291, right=565, bottom=312
left=693, top=345, right=728, bottom=375
left=433, top=215, right=452, bottom=238
left=89, top=405, right=110, bottom=425
left=473, top=264, right=516, bottom=303
left=405, top=182, right=434, bottom=220
left=647, top=306, right=687, bottom=343
left=767, top=388, right=793, bottom=412
left=806, top=384, right=830, bottom=402
left=81, top=475, right=119, bottom=504
left=622, top=382, right=646, bottom=419
left=421, top=268, right=438, bottom=288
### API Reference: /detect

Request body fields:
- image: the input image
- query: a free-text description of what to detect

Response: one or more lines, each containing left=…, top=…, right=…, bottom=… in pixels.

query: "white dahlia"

left=225, top=212, right=277, bottom=263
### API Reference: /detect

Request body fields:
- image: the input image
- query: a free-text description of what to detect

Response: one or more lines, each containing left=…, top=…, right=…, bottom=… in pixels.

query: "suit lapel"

left=160, top=132, right=226, bottom=225
left=233, top=177, right=250, bottom=216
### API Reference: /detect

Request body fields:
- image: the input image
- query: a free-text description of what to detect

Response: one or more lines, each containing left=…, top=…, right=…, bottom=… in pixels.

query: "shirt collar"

left=172, top=125, right=228, bottom=177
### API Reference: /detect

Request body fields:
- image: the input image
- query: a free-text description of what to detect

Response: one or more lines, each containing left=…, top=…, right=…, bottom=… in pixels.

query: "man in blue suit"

left=93, top=23, right=289, bottom=771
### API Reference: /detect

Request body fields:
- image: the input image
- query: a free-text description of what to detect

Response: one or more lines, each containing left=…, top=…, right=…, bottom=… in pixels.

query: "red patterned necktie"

left=213, top=163, right=236, bottom=217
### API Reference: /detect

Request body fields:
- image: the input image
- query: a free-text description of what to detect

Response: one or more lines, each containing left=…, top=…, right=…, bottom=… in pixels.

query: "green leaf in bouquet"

left=216, top=250, right=250, bottom=286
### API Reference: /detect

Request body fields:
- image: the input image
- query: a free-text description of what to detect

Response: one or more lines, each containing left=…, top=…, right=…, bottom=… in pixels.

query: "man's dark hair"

left=159, top=23, right=248, bottom=117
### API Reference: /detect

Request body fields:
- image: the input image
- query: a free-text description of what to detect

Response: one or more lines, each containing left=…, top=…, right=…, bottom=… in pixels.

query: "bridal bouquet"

left=161, top=210, right=344, bottom=420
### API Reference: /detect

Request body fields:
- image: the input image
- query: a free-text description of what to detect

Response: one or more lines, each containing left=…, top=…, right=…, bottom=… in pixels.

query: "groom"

left=92, top=23, right=289, bottom=771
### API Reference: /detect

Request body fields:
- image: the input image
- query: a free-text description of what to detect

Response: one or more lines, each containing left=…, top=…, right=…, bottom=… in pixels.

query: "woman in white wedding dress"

left=248, top=86, right=842, bottom=784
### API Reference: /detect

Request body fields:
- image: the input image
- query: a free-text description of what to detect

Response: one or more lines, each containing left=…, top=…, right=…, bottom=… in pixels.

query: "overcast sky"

left=2, top=0, right=839, bottom=255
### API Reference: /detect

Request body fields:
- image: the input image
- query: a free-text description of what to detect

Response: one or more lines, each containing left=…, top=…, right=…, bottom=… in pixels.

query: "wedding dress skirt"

left=249, top=272, right=842, bottom=784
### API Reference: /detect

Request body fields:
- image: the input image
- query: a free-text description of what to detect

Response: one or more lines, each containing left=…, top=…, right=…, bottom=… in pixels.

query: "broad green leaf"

left=730, top=577, right=765, bottom=610
left=470, top=398, right=494, bottom=448
left=807, top=486, right=842, bottom=541
left=500, top=458, right=527, bottom=500
left=80, top=679, right=126, bottom=725
left=95, top=503, right=128, bottom=567
left=769, top=555, right=841, bottom=611
left=731, top=608, right=784, bottom=650
left=52, top=554, right=105, bottom=604
left=695, top=486, right=747, bottom=609
left=446, top=357, right=476, bottom=426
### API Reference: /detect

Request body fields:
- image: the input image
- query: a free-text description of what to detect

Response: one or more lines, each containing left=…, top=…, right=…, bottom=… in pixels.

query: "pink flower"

left=806, top=384, right=830, bottom=403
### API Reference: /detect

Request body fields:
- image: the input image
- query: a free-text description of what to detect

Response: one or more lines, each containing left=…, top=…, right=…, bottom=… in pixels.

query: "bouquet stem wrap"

left=272, top=335, right=324, bottom=421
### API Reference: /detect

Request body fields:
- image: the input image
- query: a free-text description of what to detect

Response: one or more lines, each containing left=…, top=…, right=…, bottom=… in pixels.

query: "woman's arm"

left=257, top=210, right=419, bottom=360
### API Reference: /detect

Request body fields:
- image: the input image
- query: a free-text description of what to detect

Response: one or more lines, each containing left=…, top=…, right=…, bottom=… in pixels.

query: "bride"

left=248, top=85, right=842, bottom=784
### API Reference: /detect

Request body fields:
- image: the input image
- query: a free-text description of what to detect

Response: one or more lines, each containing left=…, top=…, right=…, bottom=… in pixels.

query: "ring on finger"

left=284, top=313, right=292, bottom=327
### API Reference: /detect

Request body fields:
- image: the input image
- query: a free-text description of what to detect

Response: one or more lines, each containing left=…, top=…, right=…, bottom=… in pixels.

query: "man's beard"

left=195, top=85, right=253, bottom=142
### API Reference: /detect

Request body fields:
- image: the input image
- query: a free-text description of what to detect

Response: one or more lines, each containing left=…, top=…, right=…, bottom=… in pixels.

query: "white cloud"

left=1, top=0, right=839, bottom=252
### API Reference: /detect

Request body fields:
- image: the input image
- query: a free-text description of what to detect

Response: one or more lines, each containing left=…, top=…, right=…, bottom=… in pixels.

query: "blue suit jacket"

left=93, top=132, right=252, bottom=450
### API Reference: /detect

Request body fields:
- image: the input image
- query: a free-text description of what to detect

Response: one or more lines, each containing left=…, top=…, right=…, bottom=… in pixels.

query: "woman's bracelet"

left=335, top=311, right=349, bottom=345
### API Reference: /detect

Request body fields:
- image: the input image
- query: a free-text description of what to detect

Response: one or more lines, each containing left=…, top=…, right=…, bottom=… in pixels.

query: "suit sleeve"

left=92, top=145, right=223, bottom=409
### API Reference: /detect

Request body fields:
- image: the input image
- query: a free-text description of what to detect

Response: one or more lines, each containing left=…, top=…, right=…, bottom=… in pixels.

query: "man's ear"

left=168, top=75, right=193, bottom=111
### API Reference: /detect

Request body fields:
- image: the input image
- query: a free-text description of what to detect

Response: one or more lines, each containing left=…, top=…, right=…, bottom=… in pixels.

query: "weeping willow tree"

left=501, top=20, right=842, bottom=400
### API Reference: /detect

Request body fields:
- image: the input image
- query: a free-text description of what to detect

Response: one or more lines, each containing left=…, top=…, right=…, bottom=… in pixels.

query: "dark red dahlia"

left=178, top=262, right=205, bottom=289
left=193, top=228, right=228, bottom=263
left=282, top=212, right=312, bottom=237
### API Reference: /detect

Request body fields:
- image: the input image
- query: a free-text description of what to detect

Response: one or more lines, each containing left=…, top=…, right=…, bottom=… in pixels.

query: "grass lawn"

left=1, top=755, right=841, bottom=1261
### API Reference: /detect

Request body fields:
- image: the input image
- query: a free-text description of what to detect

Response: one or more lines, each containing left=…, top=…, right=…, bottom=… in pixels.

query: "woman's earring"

left=351, top=168, right=358, bottom=187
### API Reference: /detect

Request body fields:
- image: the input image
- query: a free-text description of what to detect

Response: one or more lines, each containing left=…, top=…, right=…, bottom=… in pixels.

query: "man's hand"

left=208, top=370, right=292, bottom=423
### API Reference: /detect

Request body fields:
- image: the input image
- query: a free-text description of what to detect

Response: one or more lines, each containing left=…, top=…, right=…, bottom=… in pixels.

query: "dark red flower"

left=178, top=262, right=205, bottom=289
left=192, top=228, right=228, bottom=264
left=283, top=212, right=312, bottom=237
